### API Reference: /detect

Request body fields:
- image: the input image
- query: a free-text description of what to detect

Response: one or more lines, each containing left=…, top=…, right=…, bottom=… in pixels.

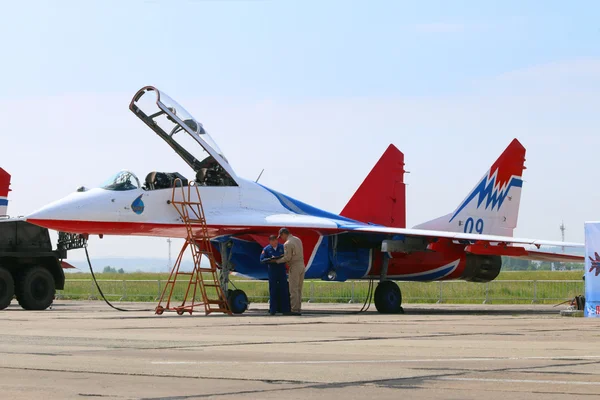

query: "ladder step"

left=165, top=279, right=198, bottom=283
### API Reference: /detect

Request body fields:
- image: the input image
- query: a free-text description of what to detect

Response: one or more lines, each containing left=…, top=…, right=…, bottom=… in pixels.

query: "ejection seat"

left=144, top=172, right=189, bottom=191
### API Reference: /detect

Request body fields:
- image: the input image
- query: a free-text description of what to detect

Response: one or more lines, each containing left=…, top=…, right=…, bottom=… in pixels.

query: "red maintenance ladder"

left=155, top=180, right=232, bottom=316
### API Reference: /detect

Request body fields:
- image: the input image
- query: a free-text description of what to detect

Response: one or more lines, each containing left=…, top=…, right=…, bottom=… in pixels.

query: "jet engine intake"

left=460, top=254, right=502, bottom=283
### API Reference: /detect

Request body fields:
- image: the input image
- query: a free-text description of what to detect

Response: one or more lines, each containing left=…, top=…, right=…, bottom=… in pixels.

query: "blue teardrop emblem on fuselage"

left=131, top=194, right=144, bottom=215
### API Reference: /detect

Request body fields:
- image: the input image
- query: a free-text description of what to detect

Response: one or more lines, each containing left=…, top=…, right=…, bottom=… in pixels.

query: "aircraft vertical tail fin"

left=0, top=168, right=11, bottom=217
left=414, top=139, right=526, bottom=236
left=340, top=144, right=406, bottom=228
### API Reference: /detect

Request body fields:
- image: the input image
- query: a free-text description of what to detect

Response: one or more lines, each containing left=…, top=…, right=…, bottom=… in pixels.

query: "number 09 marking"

left=464, top=217, right=484, bottom=234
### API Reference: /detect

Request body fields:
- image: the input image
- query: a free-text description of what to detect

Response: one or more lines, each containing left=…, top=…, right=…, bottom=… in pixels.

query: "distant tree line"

left=102, top=266, right=125, bottom=274
left=501, top=257, right=583, bottom=271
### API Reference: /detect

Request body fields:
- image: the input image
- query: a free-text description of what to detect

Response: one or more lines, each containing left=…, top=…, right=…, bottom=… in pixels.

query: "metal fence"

left=56, top=279, right=585, bottom=304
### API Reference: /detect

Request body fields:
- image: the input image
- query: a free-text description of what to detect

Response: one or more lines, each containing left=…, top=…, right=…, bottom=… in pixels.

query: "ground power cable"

left=85, top=241, right=376, bottom=315
left=357, top=276, right=374, bottom=313
left=85, top=245, right=154, bottom=312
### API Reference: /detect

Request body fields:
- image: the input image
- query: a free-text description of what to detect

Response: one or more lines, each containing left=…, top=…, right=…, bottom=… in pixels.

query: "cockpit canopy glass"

left=158, top=93, right=228, bottom=162
left=101, top=171, right=141, bottom=191
left=129, top=87, right=237, bottom=187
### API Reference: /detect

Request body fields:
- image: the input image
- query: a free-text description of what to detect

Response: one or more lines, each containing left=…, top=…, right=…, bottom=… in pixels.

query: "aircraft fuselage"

left=28, top=176, right=479, bottom=282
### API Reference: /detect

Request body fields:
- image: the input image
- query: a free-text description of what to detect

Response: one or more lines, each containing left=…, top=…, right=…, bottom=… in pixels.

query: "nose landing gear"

left=227, top=289, right=248, bottom=314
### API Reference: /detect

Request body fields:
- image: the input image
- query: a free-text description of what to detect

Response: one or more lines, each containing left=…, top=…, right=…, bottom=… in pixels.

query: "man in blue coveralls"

left=260, top=235, right=291, bottom=315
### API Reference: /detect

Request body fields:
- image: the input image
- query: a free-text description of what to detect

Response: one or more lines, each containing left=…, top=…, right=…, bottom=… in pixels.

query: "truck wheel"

left=0, top=267, right=15, bottom=310
left=16, top=267, right=55, bottom=310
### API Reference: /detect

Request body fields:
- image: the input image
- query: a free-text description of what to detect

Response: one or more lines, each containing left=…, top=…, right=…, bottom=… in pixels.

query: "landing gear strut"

left=219, top=241, right=248, bottom=314
left=374, top=254, right=403, bottom=314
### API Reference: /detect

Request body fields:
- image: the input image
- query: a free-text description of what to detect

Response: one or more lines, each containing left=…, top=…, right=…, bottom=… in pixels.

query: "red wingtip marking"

left=61, top=261, right=77, bottom=269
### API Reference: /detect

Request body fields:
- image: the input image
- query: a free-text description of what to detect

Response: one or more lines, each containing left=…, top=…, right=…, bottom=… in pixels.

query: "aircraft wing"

left=349, top=225, right=584, bottom=262
left=511, top=250, right=583, bottom=263
left=61, top=261, right=77, bottom=269
left=351, top=226, right=583, bottom=248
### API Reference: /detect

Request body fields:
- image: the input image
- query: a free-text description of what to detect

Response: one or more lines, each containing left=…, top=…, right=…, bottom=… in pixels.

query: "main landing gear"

left=374, top=253, right=404, bottom=314
left=374, top=281, right=403, bottom=314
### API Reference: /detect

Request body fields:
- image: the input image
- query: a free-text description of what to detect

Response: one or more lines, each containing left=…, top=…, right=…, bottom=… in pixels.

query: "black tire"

left=0, top=267, right=15, bottom=310
left=227, top=289, right=248, bottom=314
left=374, top=281, right=402, bottom=314
left=16, top=266, right=55, bottom=310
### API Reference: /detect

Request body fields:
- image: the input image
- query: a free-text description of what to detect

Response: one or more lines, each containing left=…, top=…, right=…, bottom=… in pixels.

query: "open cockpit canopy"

left=129, top=86, right=237, bottom=187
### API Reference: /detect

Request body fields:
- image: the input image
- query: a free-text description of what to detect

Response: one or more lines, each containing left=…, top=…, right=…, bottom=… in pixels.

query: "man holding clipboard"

left=260, top=235, right=291, bottom=315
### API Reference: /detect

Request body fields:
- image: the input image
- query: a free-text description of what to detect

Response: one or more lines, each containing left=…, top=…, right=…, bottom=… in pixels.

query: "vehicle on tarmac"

left=0, top=169, right=83, bottom=310
left=27, top=86, right=584, bottom=314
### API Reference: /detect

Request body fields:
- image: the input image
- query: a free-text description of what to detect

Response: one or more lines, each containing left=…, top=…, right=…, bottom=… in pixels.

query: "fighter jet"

left=27, top=86, right=583, bottom=313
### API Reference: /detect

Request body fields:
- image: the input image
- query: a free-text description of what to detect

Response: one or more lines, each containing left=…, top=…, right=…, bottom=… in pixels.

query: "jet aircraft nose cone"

left=26, top=189, right=107, bottom=233
left=27, top=206, right=63, bottom=225
left=27, top=200, right=78, bottom=232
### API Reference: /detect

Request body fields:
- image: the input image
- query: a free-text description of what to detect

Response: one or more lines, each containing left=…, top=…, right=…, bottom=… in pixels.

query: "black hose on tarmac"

left=357, top=276, right=374, bottom=313
left=85, top=246, right=153, bottom=312
left=305, top=277, right=374, bottom=315
left=86, top=243, right=374, bottom=314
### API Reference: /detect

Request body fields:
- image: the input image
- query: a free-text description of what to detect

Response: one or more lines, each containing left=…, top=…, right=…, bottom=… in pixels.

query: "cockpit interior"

left=101, top=166, right=236, bottom=192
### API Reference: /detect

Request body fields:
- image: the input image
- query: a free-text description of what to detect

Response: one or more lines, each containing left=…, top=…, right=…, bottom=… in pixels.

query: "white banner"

left=584, top=222, right=600, bottom=317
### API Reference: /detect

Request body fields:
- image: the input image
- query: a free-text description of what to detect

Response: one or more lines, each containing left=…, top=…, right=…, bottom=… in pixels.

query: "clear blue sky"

left=2, top=1, right=598, bottom=97
left=1, top=0, right=599, bottom=259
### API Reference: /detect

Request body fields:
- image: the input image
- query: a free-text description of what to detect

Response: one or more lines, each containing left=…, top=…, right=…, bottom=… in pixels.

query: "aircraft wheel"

left=16, top=266, right=55, bottom=311
left=228, top=289, right=248, bottom=314
left=374, top=281, right=402, bottom=314
left=0, top=267, right=15, bottom=310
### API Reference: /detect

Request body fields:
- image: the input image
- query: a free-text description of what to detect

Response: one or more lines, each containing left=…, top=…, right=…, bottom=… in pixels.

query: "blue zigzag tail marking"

left=449, top=176, right=522, bottom=222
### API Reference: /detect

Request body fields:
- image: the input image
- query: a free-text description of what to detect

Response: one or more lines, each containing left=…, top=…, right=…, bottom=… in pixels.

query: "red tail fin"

left=340, top=144, right=406, bottom=227
left=0, top=168, right=10, bottom=217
